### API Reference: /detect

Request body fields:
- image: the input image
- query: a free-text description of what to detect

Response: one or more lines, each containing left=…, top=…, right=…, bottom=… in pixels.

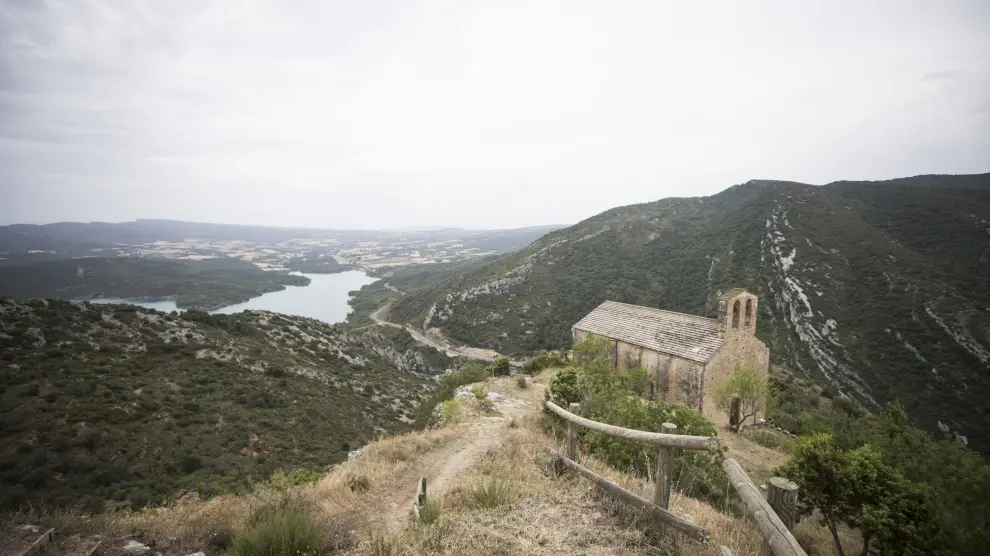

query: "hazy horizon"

left=3, top=1, right=989, bottom=229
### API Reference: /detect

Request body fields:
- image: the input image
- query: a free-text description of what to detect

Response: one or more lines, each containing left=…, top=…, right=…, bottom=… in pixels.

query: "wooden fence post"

left=567, top=403, right=580, bottom=460
left=763, top=477, right=799, bottom=555
left=654, top=422, right=678, bottom=510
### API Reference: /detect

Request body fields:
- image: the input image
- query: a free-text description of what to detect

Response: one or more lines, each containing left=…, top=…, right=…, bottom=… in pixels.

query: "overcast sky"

left=1, top=1, right=989, bottom=229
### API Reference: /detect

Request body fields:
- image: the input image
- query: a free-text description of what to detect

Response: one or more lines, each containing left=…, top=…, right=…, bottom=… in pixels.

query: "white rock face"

left=122, top=540, right=151, bottom=555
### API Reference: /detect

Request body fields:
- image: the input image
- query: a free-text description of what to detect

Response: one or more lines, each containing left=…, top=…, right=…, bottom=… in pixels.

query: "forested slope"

left=0, top=299, right=442, bottom=510
left=389, top=174, right=990, bottom=451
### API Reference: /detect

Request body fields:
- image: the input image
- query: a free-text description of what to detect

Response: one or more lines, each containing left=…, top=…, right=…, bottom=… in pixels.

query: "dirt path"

left=370, top=374, right=550, bottom=535
left=378, top=416, right=510, bottom=534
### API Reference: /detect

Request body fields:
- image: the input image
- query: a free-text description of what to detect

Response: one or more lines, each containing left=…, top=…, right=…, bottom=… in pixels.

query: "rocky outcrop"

left=355, top=330, right=442, bottom=375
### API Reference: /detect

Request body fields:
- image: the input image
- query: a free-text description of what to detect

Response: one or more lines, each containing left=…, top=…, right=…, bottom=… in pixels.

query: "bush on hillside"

left=544, top=366, right=581, bottom=408
left=438, top=400, right=462, bottom=426
left=779, top=433, right=941, bottom=556
left=544, top=334, right=730, bottom=507
left=523, top=350, right=569, bottom=375
left=413, top=365, right=488, bottom=427
left=488, top=358, right=511, bottom=377
left=227, top=509, right=328, bottom=556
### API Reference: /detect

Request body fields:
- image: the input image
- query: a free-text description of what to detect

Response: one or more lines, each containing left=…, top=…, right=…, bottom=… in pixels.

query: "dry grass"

left=346, top=414, right=749, bottom=556
left=2, top=374, right=854, bottom=556
left=1, top=426, right=461, bottom=556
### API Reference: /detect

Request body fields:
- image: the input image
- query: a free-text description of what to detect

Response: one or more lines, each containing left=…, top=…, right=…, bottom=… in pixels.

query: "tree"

left=488, top=358, right=511, bottom=377
left=779, top=433, right=940, bottom=556
left=714, top=364, right=773, bottom=428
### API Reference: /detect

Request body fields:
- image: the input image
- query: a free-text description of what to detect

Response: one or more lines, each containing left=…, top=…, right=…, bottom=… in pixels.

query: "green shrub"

left=413, top=365, right=489, bottom=427
left=584, top=395, right=728, bottom=506
left=544, top=366, right=581, bottom=408
left=227, top=509, right=326, bottom=556
left=488, top=358, right=511, bottom=377
left=523, top=350, right=569, bottom=375
left=439, top=400, right=461, bottom=425
left=470, top=475, right=512, bottom=508
left=780, top=433, right=941, bottom=556
left=546, top=335, right=730, bottom=507
left=515, top=375, right=527, bottom=389
left=470, top=387, right=486, bottom=400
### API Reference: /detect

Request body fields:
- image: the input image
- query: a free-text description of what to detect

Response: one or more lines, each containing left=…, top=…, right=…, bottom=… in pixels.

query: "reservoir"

left=88, top=270, right=377, bottom=325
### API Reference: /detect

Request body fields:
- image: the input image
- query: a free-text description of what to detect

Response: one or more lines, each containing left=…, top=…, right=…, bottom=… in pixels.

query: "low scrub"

left=469, top=475, right=513, bottom=508
left=743, top=427, right=780, bottom=448
left=523, top=349, right=569, bottom=375
left=514, top=375, right=528, bottom=389
left=439, top=400, right=462, bottom=426
left=228, top=509, right=328, bottom=556
left=416, top=498, right=442, bottom=525
left=413, top=365, right=488, bottom=428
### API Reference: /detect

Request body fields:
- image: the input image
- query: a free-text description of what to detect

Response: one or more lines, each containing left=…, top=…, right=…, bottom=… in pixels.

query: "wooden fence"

left=545, top=400, right=806, bottom=556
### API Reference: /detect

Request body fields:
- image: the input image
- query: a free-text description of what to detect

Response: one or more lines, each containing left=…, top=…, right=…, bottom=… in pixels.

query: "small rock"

left=185, top=552, right=206, bottom=556
left=486, top=392, right=504, bottom=401
left=347, top=449, right=363, bottom=461
left=20, top=525, right=39, bottom=534
left=122, top=540, right=151, bottom=555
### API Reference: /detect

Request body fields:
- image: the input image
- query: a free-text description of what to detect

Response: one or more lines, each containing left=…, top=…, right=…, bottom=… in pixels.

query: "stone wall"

left=702, top=333, right=770, bottom=422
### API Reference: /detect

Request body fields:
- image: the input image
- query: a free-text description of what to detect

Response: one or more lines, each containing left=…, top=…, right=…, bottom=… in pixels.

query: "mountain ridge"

left=388, top=173, right=990, bottom=451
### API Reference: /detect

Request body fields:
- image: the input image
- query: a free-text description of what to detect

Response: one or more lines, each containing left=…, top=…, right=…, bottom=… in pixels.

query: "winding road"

left=369, top=302, right=501, bottom=362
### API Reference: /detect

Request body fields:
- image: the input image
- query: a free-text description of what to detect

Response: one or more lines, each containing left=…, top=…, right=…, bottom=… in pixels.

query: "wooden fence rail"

left=546, top=400, right=808, bottom=556
left=723, top=460, right=805, bottom=556
left=552, top=450, right=709, bottom=541
left=546, top=401, right=717, bottom=451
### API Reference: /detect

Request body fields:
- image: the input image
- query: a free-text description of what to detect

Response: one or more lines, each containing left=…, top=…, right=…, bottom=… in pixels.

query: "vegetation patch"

left=545, top=335, right=731, bottom=508
left=0, top=299, right=432, bottom=511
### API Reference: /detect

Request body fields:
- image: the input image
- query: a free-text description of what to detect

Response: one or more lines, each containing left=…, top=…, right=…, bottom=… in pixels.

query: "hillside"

left=1, top=372, right=844, bottom=556
left=0, top=299, right=447, bottom=511
left=389, top=174, right=990, bottom=452
left=0, top=257, right=310, bottom=310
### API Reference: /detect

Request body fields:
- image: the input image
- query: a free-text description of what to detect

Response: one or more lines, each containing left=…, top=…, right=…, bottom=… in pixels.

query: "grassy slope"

left=0, top=299, right=437, bottom=511
left=0, top=374, right=852, bottom=556
left=389, top=174, right=990, bottom=451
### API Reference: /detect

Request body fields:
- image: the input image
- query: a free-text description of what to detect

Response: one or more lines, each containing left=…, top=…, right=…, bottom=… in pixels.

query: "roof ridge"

left=601, top=300, right=716, bottom=324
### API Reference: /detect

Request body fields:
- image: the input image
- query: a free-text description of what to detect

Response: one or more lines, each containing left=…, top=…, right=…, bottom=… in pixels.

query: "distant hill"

left=0, top=219, right=564, bottom=255
left=0, top=299, right=447, bottom=511
left=388, top=174, right=990, bottom=452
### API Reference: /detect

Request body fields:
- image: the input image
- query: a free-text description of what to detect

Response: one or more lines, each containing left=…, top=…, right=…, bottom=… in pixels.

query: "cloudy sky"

left=1, top=1, right=989, bottom=229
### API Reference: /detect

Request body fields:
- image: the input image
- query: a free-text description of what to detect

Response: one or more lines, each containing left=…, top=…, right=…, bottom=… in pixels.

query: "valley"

left=0, top=220, right=560, bottom=312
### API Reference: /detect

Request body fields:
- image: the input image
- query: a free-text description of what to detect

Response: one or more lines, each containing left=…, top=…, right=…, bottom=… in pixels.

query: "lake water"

left=87, top=270, right=378, bottom=325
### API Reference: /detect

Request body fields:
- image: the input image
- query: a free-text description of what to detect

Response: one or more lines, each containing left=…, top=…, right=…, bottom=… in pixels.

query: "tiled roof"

left=572, top=301, right=724, bottom=364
